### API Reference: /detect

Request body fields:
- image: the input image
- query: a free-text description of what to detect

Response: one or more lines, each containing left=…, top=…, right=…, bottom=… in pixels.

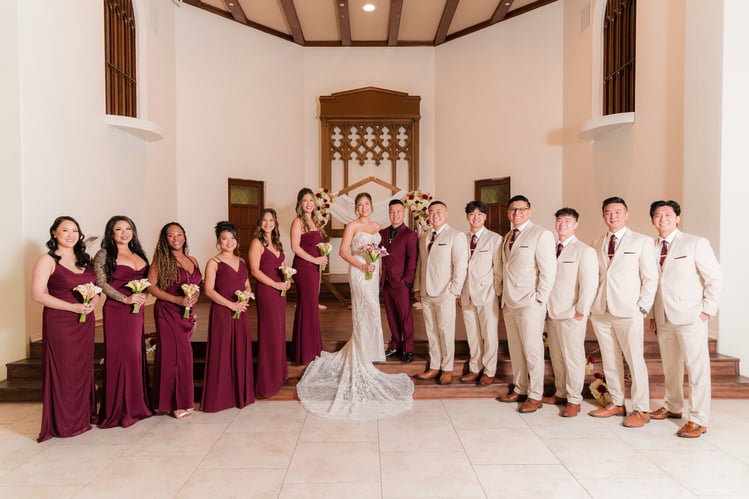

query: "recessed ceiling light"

left=363, top=3, right=376, bottom=12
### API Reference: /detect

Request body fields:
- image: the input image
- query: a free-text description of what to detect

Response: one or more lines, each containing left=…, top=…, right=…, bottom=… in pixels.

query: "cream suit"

left=497, top=222, right=556, bottom=401
left=652, top=230, right=721, bottom=426
left=590, top=228, right=658, bottom=412
left=546, top=237, right=598, bottom=404
left=460, top=229, right=502, bottom=377
left=414, top=225, right=468, bottom=371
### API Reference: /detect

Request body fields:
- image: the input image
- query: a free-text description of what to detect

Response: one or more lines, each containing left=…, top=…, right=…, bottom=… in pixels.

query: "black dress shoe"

left=385, top=349, right=401, bottom=358
left=402, top=352, right=414, bottom=363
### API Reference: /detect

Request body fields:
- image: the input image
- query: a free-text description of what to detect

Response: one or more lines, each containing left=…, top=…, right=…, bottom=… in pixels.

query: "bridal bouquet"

left=360, top=243, right=389, bottom=280
left=233, top=289, right=255, bottom=319
left=181, top=283, right=200, bottom=319
left=589, top=372, right=612, bottom=407
left=278, top=264, right=297, bottom=296
left=73, top=282, right=102, bottom=323
left=125, top=278, right=151, bottom=314
left=316, top=242, right=332, bottom=271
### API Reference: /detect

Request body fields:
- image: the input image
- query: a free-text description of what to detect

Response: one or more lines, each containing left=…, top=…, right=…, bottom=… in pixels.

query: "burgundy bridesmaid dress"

left=291, top=231, right=323, bottom=364
left=38, top=264, right=97, bottom=443
left=200, top=260, right=255, bottom=412
left=151, top=266, right=202, bottom=414
left=255, top=249, right=288, bottom=398
left=98, top=265, right=152, bottom=428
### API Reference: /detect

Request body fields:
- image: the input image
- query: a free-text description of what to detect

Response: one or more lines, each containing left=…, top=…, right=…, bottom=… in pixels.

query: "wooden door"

left=228, top=178, right=264, bottom=255
left=475, top=177, right=511, bottom=236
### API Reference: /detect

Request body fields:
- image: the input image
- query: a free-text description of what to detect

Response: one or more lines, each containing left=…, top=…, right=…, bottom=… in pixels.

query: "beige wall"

left=0, top=0, right=25, bottom=379
left=436, top=2, right=564, bottom=232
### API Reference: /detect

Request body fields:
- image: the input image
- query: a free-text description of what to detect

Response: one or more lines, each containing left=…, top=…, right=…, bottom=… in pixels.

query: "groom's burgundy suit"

left=379, top=223, right=418, bottom=354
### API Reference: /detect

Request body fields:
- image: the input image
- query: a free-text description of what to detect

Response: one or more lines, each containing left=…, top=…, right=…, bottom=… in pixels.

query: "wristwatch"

left=639, top=306, right=647, bottom=315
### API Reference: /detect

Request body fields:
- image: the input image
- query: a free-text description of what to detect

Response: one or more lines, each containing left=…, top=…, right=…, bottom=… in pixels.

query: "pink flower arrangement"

left=360, top=243, right=389, bottom=280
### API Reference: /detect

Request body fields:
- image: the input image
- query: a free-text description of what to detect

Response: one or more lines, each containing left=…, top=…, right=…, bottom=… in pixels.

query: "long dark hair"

left=214, top=220, right=241, bottom=257
left=295, top=187, right=325, bottom=236
left=46, top=216, right=91, bottom=269
left=153, top=222, right=189, bottom=289
left=254, top=208, right=283, bottom=253
left=100, top=215, right=149, bottom=279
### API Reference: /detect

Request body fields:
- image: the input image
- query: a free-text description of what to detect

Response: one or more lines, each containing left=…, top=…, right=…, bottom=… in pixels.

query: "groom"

left=413, top=201, right=468, bottom=385
left=380, top=199, right=418, bottom=363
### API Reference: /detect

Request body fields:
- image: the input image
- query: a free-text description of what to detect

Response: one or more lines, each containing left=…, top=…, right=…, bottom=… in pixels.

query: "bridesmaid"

left=31, top=216, right=98, bottom=442
left=249, top=209, right=291, bottom=398
left=201, top=221, right=255, bottom=412
left=147, top=222, right=201, bottom=419
left=93, top=216, right=152, bottom=428
left=290, top=187, right=328, bottom=365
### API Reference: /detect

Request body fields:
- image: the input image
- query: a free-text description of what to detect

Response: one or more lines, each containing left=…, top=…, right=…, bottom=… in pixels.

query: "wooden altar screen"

left=319, top=87, right=421, bottom=236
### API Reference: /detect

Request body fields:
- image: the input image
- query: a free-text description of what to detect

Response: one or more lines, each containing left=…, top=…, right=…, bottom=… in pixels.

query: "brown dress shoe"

left=415, top=369, right=440, bottom=380
left=460, top=372, right=480, bottom=383
left=561, top=404, right=581, bottom=417
left=518, top=398, right=543, bottom=413
left=677, top=421, right=707, bottom=438
left=589, top=402, right=626, bottom=418
left=496, top=391, right=526, bottom=403
left=438, top=372, right=453, bottom=385
left=479, top=375, right=494, bottom=386
left=541, top=395, right=567, bottom=405
left=622, top=410, right=651, bottom=428
left=650, top=407, right=683, bottom=420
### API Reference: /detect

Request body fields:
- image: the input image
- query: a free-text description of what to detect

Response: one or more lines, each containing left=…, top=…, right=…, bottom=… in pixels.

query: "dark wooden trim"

left=434, top=0, right=459, bottom=45
left=280, top=0, right=305, bottom=45
left=222, top=0, right=247, bottom=23
left=388, top=0, right=404, bottom=47
left=490, top=0, right=515, bottom=24
left=182, top=1, right=295, bottom=43
left=335, top=0, right=352, bottom=46
left=445, top=0, right=557, bottom=43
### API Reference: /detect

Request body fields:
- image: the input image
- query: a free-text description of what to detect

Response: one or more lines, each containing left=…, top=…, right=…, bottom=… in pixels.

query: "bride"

left=296, top=192, right=414, bottom=420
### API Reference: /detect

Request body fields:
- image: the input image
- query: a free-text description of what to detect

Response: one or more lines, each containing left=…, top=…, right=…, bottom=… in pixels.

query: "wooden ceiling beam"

left=280, top=0, right=305, bottom=45
left=434, top=0, right=460, bottom=46
left=490, top=0, right=515, bottom=24
left=335, top=0, right=352, bottom=46
left=388, top=0, right=404, bottom=47
left=222, top=0, right=247, bottom=24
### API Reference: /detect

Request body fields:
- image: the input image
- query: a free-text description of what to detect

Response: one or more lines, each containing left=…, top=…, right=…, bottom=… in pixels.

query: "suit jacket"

left=461, top=229, right=502, bottom=307
left=497, top=221, right=556, bottom=309
left=652, top=230, right=722, bottom=325
left=414, top=224, right=468, bottom=298
left=590, top=228, right=658, bottom=317
left=379, top=224, right=418, bottom=289
left=547, top=237, right=598, bottom=319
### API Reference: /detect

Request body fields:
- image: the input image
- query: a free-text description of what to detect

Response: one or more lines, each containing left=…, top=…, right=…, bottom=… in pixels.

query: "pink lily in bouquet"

left=360, top=243, right=389, bottom=280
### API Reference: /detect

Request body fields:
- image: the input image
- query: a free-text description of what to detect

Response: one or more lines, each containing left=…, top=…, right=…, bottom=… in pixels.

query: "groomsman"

left=380, top=199, right=418, bottom=363
left=458, top=201, right=502, bottom=386
left=413, top=201, right=468, bottom=385
left=545, top=208, right=598, bottom=417
left=496, top=195, right=556, bottom=413
left=649, top=200, right=721, bottom=438
left=589, top=197, right=658, bottom=427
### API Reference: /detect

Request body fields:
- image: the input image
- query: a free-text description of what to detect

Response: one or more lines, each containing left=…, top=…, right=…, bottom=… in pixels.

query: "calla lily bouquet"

left=181, top=283, right=200, bottom=319
left=125, top=278, right=151, bottom=314
left=360, top=243, right=389, bottom=280
left=73, top=282, right=102, bottom=322
left=278, top=264, right=297, bottom=296
left=316, top=242, right=332, bottom=271
left=233, top=289, right=255, bottom=319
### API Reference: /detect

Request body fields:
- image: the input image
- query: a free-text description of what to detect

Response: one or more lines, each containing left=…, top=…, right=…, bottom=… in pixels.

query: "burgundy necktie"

left=470, top=233, right=478, bottom=255
left=556, top=242, right=563, bottom=258
left=427, top=231, right=437, bottom=252
left=607, top=234, right=617, bottom=260
left=508, top=229, right=519, bottom=251
left=659, top=240, right=668, bottom=267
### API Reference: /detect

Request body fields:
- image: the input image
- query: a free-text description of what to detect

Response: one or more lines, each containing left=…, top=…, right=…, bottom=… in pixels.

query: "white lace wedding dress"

left=296, top=232, right=414, bottom=420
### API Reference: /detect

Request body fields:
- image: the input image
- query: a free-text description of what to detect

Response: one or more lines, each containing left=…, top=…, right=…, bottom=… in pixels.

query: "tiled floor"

left=1, top=399, right=748, bottom=498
